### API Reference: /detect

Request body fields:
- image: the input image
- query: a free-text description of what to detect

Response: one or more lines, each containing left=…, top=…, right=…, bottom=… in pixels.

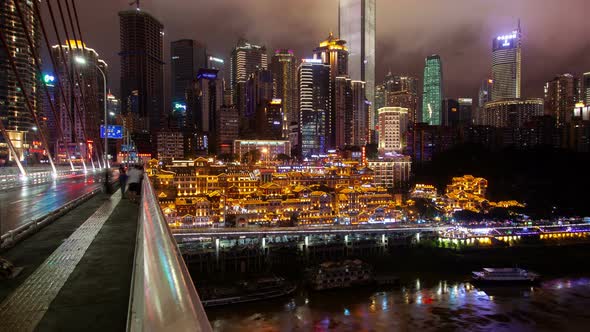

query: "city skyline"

left=42, top=0, right=590, bottom=102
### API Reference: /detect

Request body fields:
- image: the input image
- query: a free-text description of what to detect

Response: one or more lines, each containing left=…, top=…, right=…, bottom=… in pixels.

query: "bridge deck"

left=0, top=189, right=138, bottom=332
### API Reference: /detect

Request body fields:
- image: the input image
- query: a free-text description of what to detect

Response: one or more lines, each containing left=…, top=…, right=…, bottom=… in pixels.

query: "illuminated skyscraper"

left=186, top=69, right=223, bottom=154
left=334, top=76, right=353, bottom=148
left=351, top=80, right=369, bottom=147
left=270, top=49, right=297, bottom=126
left=583, top=72, right=590, bottom=106
left=384, top=73, right=419, bottom=124
left=339, top=0, right=376, bottom=128
left=0, top=0, right=40, bottom=161
left=475, top=79, right=493, bottom=125
left=422, top=55, right=443, bottom=125
left=377, top=107, right=408, bottom=153
left=298, top=59, right=331, bottom=158
left=492, top=25, right=522, bottom=101
left=119, top=9, right=164, bottom=154
left=171, top=39, right=207, bottom=113
left=230, top=39, right=268, bottom=130
left=313, top=33, right=349, bottom=149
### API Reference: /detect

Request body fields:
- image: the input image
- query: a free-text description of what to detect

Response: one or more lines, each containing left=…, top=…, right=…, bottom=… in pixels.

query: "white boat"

left=306, top=259, right=373, bottom=290
left=472, top=268, right=540, bottom=284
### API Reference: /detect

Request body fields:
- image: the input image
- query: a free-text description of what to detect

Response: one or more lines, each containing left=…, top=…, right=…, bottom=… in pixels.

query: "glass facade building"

left=492, top=27, right=522, bottom=101
left=339, top=0, right=375, bottom=129
left=422, top=55, right=443, bottom=125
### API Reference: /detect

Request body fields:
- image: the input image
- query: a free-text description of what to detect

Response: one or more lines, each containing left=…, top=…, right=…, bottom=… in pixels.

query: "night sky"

left=44, top=0, right=590, bottom=102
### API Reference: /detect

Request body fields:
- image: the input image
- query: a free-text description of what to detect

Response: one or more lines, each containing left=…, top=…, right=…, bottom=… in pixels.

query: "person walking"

left=119, top=164, right=128, bottom=197
left=126, top=164, right=143, bottom=202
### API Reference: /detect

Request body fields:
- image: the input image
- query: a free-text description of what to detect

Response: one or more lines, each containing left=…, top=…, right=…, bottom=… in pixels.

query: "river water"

left=207, top=275, right=590, bottom=331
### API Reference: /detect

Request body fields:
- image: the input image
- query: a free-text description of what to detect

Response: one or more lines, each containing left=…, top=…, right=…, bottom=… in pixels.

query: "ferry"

left=306, top=259, right=373, bottom=290
left=200, top=277, right=296, bottom=307
left=472, top=268, right=540, bottom=284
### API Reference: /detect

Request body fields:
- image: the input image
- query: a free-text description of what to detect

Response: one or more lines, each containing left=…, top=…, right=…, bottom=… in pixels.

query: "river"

left=206, top=274, right=590, bottom=331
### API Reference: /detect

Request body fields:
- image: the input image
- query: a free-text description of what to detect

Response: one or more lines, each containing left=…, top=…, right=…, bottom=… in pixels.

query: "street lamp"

left=75, top=55, right=110, bottom=192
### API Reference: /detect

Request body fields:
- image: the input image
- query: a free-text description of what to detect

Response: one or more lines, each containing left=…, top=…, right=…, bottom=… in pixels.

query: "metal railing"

left=127, top=174, right=211, bottom=332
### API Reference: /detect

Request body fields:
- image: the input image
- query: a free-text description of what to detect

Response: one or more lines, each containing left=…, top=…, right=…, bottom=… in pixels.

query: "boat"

left=306, top=259, right=373, bottom=291
left=200, top=277, right=296, bottom=307
left=471, top=268, right=540, bottom=284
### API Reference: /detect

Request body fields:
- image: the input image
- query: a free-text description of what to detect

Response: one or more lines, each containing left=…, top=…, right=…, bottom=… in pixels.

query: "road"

left=0, top=172, right=114, bottom=236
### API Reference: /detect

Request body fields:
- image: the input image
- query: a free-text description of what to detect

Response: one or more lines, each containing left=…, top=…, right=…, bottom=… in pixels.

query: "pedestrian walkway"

left=0, top=190, right=138, bottom=332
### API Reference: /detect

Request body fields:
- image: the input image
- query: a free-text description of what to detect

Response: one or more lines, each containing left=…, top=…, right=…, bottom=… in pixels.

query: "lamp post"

left=75, top=56, right=110, bottom=192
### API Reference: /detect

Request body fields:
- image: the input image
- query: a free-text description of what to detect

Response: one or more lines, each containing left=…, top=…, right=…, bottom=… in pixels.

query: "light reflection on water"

left=207, top=276, right=590, bottom=331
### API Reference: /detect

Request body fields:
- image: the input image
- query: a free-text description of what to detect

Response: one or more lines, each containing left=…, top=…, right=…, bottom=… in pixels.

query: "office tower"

left=270, top=49, right=297, bottom=127
left=482, top=98, right=543, bottom=128
left=422, top=55, right=443, bottom=125
left=246, top=69, right=273, bottom=136
left=216, top=105, right=239, bottom=155
left=119, top=9, right=164, bottom=155
left=584, top=72, right=590, bottom=105
left=442, top=99, right=459, bottom=127
left=384, top=73, right=419, bottom=124
left=107, top=92, right=121, bottom=116
left=207, top=54, right=226, bottom=82
left=385, top=72, right=419, bottom=95
left=185, top=69, right=223, bottom=155
left=230, top=39, right=268, bottom=130
left=257, top=99, right=285, bottom=140
left=0, top=0, right=40, bottom=161
left=351, top=80, right=369, bottom=146
left=335, top=76, right=353, bottom=148
left=377, top=107, right=409, bottom=153
left=492, top=26, right=522, bottom=101
left=51, top=40, right=105, bottom=162
left=476, top=79, right=494, bottom=124
left=313, top=33, right=349, bottom=149
left=171, top=39, right=207, bottom=112
left=42, top=74, right=57, bottom=154
left=544, top=74, right=581, bottom=125
left=298, top=59, right=331, bottom=158
left=457, top=98, right=473, bottom=126
left=339, top=0, right=376, bottom=128
left=375, top=84, right=385, bottom=112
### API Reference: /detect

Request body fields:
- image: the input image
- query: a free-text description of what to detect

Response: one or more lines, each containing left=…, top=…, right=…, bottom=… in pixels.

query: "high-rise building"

left=476, top=79, right=494, bottom=124
left=185, top=69, right=223, bottom=155
left=351, top=80, right=369, bottom=147
left=257, top=99, right=285, bottom=140
left=119, top=9, right=164, bottom=155
left=313, top=33, right=349, bottom=149
left=492, top=26, right=522, bottom=101
left=584, top=72, right=590, bottom=106
left=442, top=99, right=459, bottom=127
left=171, top=39, right=207, bottom=113
left=482, top=98, right=543, bottom=128
left=384, top=73, right=419, bottom=124
left=422, top=55, right=443, bottom=125
left=335, top=76, right=353, bottom=148
left=377, top=107, right=409, bottom=153
left=270, top=49, right=297, bottom=126
left=375, top=84, right=385, bottom=112
left=230, top=39, right=268, bottom=130
left=544, top=73, right=581, bottom=125
left=298, top=59, right=331, bottom=158
left=51, top=40, right=105, bottom=162
left=216, top=105, right=239, bottom=155
left=0, top=0, right=40, bottom=162
left=384, top=72, right=419, bottom=95
left=457, top=98, right=473, bottom=126
left=339, top=0, right=376, bottom=128
left=246, top=69, right=273, bottom=136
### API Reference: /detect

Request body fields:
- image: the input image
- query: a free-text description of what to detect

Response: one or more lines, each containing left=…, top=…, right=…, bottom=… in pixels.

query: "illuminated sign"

left=496, top=31, right=517, bottom=41
left=100, top=125, right=124, bottom=139
left=208, top=56, right=224, bottom=64
left=270, top=98, right=282, bottom=105
left=303, top=58, right=322, bottom=64
left=174, top=103, right=187, bottom=111
left=43, top=74, right=55, bottom=84
left=197, top=72, right=218, bottom=80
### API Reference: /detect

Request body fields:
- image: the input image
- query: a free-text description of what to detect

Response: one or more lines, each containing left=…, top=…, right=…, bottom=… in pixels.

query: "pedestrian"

left=126, top=164, right=143, bottom=202
left=119, top=164, right=128, bottom=197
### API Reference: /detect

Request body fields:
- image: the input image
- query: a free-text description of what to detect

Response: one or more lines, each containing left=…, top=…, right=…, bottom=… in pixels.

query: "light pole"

left=75, top=56, right=110, bottom=192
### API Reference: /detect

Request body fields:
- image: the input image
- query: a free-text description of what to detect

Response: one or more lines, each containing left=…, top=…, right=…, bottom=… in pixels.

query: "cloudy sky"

left=45, top=0, right=590, bottom=101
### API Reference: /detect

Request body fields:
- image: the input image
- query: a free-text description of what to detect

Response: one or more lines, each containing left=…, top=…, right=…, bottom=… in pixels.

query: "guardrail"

left=0, top=167, right=88, bottom=190
left=127, top=174, right=211, bottom=332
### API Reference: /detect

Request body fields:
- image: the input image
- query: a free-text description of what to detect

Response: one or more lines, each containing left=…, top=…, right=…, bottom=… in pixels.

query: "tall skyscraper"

left=476, top=79, right=494, bottom=125
left=384, top=73, right=419, bottom=124
left=544, top=73, right=580, bottom=125
left=583, top=72, right=590, bottom=106
left=186, top=69, right=223, bottom=155
left=298, top=59, right=331, bottom=158
left=270, top=49, right=297, bottom=126
left=422, top=55, right=443, bottom=125
left=0, top=0, right=40, bottom=161
left=119, top=9, right=164, bottom=154
left=230, top=39, right=268, bottom=130
left=51, top=40, right=105, bottom=161
left=339, top=0, right=376, bottom=129
left=171, top=39, right=207, bottom=112
left=335, top=76, right=352, bottom=148
left=313, top=33, right=349, bottom=149
left=246, top=69, right=273, bottom=137
left=492, top=25, right=522, bottom=101
left=351, top=80, right=369, bottom=147
left=377, top=107, right=409, bottom=153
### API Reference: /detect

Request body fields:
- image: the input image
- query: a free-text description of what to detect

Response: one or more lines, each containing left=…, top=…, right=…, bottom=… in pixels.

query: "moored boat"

left=472, top=268, right=540, bottom=284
